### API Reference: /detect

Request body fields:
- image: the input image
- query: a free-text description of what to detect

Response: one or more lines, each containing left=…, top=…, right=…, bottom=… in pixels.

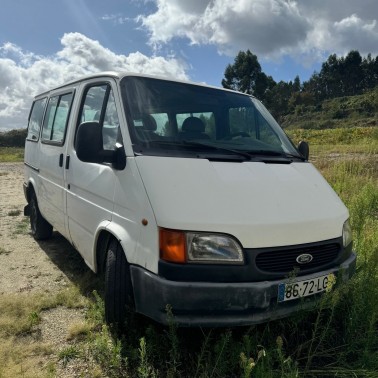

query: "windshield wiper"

left=181, top=141, right=252, bottom=160
left=243, top=150, right=305, bottom=161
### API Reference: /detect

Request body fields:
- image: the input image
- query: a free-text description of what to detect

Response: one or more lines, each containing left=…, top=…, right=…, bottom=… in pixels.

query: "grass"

left=13, top=218, right=30, bottom=235
left=0, top=127, right=377, bottom=377
left=0, top=147, right=24, bottom=162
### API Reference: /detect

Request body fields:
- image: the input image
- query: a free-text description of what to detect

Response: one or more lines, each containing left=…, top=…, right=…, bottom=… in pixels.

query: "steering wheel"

left=221, top=132, right=250, bottom=140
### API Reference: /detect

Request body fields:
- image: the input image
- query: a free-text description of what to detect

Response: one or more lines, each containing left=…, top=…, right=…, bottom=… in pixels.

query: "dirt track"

left=0, top=162, right=95, bottom=376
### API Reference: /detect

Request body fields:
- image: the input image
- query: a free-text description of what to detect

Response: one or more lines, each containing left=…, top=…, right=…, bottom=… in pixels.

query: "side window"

left=27, top=98, right=47, bottom=140
left=42, top=93, right=73, bottom=144
left=256, top=112, right=281, bottom=146
left=229, top=106, right=281, bottom=146
left=78, top=84, right=122, bottom=151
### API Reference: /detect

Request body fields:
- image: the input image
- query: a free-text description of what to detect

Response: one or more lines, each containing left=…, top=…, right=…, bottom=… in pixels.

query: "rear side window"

left=27, top=98, right=47, bottom=140
left=42, top=92, right=74, bottom=144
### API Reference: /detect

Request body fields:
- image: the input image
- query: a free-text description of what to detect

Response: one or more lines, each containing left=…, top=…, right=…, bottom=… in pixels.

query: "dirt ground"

left=0, top=162, right=97, bottom=377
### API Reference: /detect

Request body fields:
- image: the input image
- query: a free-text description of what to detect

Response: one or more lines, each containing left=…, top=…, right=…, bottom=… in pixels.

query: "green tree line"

left=222, top=50, right=378, bottom=122
left=0, top=128, right=27, bottom=147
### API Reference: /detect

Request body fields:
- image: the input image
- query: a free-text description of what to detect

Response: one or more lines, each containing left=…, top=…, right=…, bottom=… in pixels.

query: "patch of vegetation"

left=0, top=287, right=89, bottom=376
left=8, top=209, right=21, bottom=217
left=282, top=87, right=378, bottom=130
left=0, top=128, right=27, bottom=147
left=58, top=346, right=81, bottom=367
left=14, top=218, right=30, bottom=235
left=0, top=147, right=24, bottom=162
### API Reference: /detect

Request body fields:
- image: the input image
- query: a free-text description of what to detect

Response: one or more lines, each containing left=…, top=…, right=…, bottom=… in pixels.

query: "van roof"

left=34, top=71, right=253, bottom=99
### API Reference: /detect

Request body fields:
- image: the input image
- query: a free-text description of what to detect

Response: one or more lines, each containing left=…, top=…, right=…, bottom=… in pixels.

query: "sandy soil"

left=0, top=162, right=97, bottom=377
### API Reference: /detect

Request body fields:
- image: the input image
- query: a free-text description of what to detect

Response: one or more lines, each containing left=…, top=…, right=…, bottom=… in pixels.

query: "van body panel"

left=38, top=142, right=68, bottom=237
left=66, top=158, right=116, bottom=267
left=135, top=156, right=348, bottom=248
left=112, top=158, right=159, bottom=272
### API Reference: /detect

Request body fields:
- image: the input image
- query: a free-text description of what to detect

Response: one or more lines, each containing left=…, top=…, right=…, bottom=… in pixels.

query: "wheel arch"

left=94, top=222, right=136, bottom=274
left=24, top=178, right=37, bottom=203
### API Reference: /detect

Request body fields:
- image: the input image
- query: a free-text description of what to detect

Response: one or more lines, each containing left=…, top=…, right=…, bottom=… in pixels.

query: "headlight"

left=342, top=219, right=352, bottom=247
left=159, top=228, right=244, bottom=264
left=187, top=232, right=244, bottom=264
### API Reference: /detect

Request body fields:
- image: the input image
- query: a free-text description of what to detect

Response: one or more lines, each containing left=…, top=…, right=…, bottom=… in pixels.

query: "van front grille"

left=255, top=243, right=340, bottom=273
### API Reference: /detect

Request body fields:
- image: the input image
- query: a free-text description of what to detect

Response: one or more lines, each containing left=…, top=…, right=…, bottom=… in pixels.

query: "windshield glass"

left=120, top=76, right=299, bottom=159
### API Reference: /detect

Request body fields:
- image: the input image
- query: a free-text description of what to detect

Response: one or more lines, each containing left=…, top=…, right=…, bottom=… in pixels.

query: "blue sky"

left=1, top=0, right=378, bottom=129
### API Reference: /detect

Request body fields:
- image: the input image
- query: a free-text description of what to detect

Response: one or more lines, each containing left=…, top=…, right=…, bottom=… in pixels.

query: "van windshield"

left=121, top=76, right=301, bottom=160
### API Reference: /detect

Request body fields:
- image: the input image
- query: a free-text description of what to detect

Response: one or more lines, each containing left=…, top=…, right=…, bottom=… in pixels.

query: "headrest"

left=141, top=114, right=157, bottom=131
left=182, top=117, right=205, bottom=132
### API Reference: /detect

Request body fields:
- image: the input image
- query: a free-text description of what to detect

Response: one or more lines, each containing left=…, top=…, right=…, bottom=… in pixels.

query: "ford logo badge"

left=296, top=253, right=313, bottom=264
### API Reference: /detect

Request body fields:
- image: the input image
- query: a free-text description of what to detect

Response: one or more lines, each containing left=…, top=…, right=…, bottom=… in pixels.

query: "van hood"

left=136, top=156, right=348, bottom=248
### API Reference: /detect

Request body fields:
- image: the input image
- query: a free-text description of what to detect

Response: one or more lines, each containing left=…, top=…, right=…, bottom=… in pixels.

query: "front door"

left=65, top=80, right=123, bottom=268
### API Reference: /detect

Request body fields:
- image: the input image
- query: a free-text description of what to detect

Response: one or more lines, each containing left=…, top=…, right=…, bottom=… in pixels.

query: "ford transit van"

left=24, top=72, right=356, bottom=326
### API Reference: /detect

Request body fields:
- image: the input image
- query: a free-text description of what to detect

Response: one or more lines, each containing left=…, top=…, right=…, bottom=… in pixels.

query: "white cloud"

left=0, top=32, right=188, bottom=130
left=101, top=13, right=131, bottom=25
left=139, top=0, right=378, bottom=59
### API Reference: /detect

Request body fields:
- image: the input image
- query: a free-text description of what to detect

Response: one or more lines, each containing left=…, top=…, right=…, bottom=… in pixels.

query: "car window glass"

left=42, top=93, right=73, bottom=144
left=27, top=98, right=47, bottom=140
left=78, top=84, right=122, bottom=151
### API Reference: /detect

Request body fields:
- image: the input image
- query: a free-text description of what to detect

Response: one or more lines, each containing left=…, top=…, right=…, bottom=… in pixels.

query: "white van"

left=24, top=72, right=356, bottom=326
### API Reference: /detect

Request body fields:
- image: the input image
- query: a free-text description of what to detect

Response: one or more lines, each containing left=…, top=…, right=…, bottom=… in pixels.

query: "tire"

left=30, top=193, right=53, bottom=240
left=105, top=239, right=135, bottom=327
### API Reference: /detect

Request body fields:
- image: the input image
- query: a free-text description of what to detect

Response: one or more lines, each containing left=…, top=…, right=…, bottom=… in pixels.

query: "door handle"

left=65, top=155, right=70, bottom=169
left=59, top=154, right=64, bottom=167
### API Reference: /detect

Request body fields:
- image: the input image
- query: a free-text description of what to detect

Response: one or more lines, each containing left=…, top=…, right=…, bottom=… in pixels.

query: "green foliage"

left=0, top=147, right=24, bottom=162
left=223, top=50, right=378, bottom=123
left=222, top=50, right=275, bottom=101
left=283, top=87, right=378, bottom=130
left=58, top=346, right=80, bottom=367
left=0, top=129, right=27, bottom=147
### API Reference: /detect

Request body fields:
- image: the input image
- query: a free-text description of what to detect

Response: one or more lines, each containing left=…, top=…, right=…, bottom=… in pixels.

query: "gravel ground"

left=0, top=162, right=98, bottom=377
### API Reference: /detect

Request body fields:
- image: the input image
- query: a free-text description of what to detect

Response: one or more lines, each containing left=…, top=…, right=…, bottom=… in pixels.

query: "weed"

left=14, top=218, right=29, bottom=235
left=67, top=321, right=92, bottom=340
left=7, top=209, right=21, bottom=217
left=138, top=337, right=158, bottom=378
left=90, top=325, right=126, bottom=377
left=58, top=345, right=80, bottom=367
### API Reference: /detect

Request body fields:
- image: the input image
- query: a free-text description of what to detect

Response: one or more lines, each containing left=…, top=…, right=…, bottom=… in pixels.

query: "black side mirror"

left=298, top=140, right=309, bottom=161
left=76, top=122, right=103, bottom=163
left=75, top=121, right=126, bottom=170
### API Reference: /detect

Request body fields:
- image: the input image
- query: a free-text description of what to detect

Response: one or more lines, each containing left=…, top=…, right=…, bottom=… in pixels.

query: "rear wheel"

left=30, top=193, right=53, bottom=240
left=105, top=239, right=134, bottom=327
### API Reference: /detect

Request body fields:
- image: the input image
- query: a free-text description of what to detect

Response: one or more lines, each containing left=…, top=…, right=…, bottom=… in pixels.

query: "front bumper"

left=130, top=252, right=356, bottom=327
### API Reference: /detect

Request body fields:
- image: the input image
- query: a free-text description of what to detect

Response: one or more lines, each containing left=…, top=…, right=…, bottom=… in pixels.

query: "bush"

left=0, top=129, right=27, bottom=147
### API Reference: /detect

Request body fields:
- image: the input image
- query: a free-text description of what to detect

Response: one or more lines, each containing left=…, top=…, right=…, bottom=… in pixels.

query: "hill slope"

left=281, top=87, right=378, bottom=130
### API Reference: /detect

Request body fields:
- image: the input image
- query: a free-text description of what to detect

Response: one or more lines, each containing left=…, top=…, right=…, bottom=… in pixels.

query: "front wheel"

left=105, top=239, right=135, bottom=327
left=29, top=193, right=53, bottom=240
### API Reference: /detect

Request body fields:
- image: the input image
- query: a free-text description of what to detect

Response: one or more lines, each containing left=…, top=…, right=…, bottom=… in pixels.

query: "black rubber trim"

left=158, top=237, right=351, bottom=283
left=24, top=162, right=39, bottom=172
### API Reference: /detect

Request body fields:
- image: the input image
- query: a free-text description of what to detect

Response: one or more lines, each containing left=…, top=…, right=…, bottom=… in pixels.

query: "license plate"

left=277, top=273, right=335, bottom=302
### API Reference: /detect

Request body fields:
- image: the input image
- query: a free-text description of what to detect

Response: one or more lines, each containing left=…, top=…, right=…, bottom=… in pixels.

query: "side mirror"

left=298, top=140, right=309, bottom=161
left=75, top=121, right=126, bottom=170
left=76, top=122, right=103, bottom=163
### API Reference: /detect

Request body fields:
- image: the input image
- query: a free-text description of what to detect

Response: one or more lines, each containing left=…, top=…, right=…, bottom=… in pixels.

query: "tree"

left=222, top=50, right=276, bottom=101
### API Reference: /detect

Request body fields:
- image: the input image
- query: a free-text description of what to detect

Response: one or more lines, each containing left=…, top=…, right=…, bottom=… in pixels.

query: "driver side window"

left=78, top=84, right=122, bottom=151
